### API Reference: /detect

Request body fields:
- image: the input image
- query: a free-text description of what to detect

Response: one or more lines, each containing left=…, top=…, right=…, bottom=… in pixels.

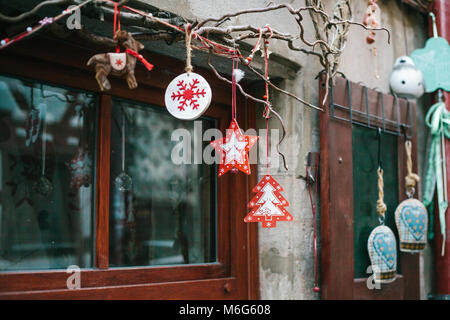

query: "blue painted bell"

left=367, top=165, right=397, bottom=283
left=395, top=140, right=427, bottom=253
left=395, top=198, right=427, bottom=252
left=368, top=225, right=397, bottom=283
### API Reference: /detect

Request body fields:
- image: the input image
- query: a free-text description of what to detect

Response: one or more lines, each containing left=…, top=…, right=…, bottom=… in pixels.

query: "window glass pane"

left=109, top=99, right=216, bottom=267
left=0, top=75, right=97, bottom=270
left=352, top=125, right=400, bottom=278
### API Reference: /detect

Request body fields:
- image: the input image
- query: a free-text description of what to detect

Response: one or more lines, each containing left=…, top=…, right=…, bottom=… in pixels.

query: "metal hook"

left=401, top=124, right=410, bottom=141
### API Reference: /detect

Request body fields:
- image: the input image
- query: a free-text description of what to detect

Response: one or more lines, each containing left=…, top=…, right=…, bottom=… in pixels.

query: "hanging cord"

left=231, top=58, right=238, bottom=120
left=261, top=25, right=288, bottom=171
left=262, top=25, right=273, bottom=118
left=263, top=26, right=274, bottom=174
left=306, top=153, right=320, bottom=292
left=376, top=128, right=386, bottom=223
left=266, top=117, right=270, bottom=174
left=113, top=2, right=121, bottom=53
left=185, top=23, right=193, bottom=74
left=405, top=140, right=420, bottom=198
left=121, top=107, right=126, bottom=173
left=377, top=168, right=387, bottom=222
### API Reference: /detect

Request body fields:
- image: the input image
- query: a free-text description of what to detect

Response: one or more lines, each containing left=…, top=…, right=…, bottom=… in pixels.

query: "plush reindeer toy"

left=87, top=30, right=153, bottom=91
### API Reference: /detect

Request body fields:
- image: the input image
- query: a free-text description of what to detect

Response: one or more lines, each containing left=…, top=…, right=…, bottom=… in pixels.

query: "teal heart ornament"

left=368, top=225, right=397, bottom=283
left=410, top=13, right=450, bottom=93
left=395, top=198, right=428, bottom=252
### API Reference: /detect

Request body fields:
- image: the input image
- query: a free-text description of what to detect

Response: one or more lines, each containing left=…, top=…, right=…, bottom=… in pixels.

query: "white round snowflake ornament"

left=164, top=72, right=212, bottom=120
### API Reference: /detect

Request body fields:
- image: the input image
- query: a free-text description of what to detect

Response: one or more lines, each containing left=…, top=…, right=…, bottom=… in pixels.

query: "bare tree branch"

left=0, top=0, right=71, bottom=23
left=0, top=0, right=391, bottom=114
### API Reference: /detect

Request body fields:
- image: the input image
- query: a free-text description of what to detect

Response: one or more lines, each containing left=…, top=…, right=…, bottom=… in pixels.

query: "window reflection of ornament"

left=115, top=107, right=133, bottom=192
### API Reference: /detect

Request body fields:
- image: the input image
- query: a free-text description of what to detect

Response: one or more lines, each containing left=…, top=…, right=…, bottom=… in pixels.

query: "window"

left=109, top=99, right=217, bottom=267
left=0, top=75, right=97, bottom=271
left=0, top=36, right=258, bottom=299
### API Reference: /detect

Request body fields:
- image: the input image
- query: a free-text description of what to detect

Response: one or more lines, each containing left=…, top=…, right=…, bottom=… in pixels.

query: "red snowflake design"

left=170, top=78, right=206, bottom=111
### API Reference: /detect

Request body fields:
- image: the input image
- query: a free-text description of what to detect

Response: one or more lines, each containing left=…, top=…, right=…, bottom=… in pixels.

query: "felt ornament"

left=87, top=30, right=153, bottom=91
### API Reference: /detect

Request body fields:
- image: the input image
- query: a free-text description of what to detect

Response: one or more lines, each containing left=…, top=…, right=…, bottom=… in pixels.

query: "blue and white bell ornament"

left=367, top=166, right=397, bottom=284
left=395, top=140, right=427, bottom=253
left=389, top=56, right=425, bottom=99
left=395, top=198, right=427, bottom=252
left=368, top=225, right=397, bottom=283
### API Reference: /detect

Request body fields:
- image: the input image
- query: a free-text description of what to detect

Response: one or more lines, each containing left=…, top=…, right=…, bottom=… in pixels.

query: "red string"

left=231, top=58, right=238, bottom=120
left=113, top=3, right=121, bottom=53
left=266, top=117, right=269, bottom=173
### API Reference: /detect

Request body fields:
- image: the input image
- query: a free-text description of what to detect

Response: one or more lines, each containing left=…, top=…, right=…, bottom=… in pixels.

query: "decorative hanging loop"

left=376, top=168, right=387, bottom=223
left=113, top=2, right=121, bottom=53
left=185, top=23, right=194, bottom=74
left=405, top=140, right=420, bottom=198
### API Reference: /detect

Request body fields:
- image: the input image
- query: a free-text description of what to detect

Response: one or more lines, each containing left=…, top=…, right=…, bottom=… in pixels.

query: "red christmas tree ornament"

left=245, top=174, right=293, bottom=228
left=210, top=118, right=258, bottom=176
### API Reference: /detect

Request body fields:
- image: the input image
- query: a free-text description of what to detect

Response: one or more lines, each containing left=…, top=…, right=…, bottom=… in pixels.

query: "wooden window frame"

left=0, top=36, right=258, bottom=299
left=319, top=75, right=420, bottom=300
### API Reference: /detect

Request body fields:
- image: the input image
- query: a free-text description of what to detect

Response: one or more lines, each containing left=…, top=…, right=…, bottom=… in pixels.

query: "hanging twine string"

left=405, top=140, right=420, bottom=197
left=185, top=23, right=193, bottom=74
left=262, top=25, right=273, bottom=119
left=377, top=168, right=387, bottom=219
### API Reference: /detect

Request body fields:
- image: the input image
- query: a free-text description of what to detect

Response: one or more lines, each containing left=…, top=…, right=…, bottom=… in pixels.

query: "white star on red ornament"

left=210, top=118, right=258, bottom=176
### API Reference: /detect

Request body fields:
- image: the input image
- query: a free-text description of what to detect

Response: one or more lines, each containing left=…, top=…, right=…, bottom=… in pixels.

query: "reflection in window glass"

left=0, top=75, right=97, bottom=270
left=109, top=99, right=216, bottom=267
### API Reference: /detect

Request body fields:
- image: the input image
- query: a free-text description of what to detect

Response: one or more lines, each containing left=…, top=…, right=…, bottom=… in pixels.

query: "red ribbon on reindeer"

left=125, top=48, right=153, bottom=71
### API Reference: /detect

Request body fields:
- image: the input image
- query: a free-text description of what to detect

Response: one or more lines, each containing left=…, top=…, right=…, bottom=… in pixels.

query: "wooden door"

left=319, top=76, right=420, bottom=300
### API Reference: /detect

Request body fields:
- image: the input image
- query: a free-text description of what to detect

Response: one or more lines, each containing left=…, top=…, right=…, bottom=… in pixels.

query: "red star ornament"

left=210, top=118, right=258, bottom=176
left=244, top=174, right=293, bottom=228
